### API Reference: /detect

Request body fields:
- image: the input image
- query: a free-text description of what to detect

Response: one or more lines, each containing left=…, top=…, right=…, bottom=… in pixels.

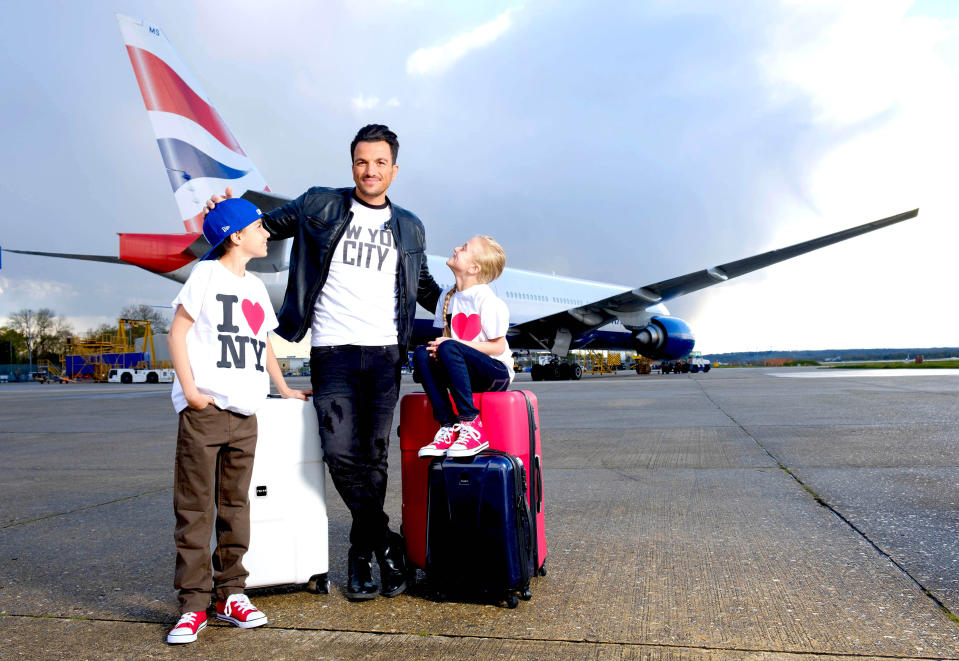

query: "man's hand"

left=203, top=186, right=234, bottom=215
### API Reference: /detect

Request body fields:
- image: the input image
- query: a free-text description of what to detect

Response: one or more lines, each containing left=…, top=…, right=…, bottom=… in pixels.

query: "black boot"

left=375, top=531, right=409, bottom=598
left=345, top=547, right=378, bottom=601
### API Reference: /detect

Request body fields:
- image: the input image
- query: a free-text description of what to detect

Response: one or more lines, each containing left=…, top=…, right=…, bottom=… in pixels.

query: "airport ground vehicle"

left=661, top=351, right=711, bottom=374
left=107, top=367, right=174, bottom=384
left=633, top=356, right=652, bottom=374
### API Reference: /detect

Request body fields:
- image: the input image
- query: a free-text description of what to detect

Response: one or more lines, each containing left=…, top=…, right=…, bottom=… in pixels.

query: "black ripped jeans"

left=310, top=344, right=402, bottom=555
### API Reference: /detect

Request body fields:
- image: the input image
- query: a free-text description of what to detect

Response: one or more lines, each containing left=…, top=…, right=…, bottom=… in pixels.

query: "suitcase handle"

left=534, top=455, right=543, bottom=514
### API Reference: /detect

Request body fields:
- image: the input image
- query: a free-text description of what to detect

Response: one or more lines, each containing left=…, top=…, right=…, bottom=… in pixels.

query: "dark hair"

left=350, top=124, right=399, bottom=164
left=210, top=239, right=232, bottom=259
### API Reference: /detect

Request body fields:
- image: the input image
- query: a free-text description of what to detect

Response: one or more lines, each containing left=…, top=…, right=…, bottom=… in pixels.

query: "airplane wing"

left=509, top=208, right=918, bottom=349
left=1, top=190, right=293, bottom=273
left=1, top=248, right=126, bottom=264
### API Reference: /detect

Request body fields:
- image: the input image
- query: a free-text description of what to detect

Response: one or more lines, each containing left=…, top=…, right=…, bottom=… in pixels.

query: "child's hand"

left=427, top=336, right=449, bottom=358
left=186, top=392, right=216, bottom=410
left=279, top=387, right=311, bottom=401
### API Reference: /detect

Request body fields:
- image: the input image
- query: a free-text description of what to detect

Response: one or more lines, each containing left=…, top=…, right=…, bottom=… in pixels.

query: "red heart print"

left=242, top=299, right=265, bottom=336
left=451, top=313, right=482, bottom=341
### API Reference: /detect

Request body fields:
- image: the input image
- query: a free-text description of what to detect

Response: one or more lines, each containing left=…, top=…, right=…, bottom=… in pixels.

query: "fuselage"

left=154, top=250, right=666, bottom=351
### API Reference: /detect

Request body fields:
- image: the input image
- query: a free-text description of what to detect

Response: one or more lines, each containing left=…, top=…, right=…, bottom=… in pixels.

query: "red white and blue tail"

left=116, top=14, right=270, bottom=234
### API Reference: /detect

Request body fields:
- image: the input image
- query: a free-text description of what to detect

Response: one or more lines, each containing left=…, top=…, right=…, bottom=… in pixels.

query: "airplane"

left=2, top=14, right=918, bottom=381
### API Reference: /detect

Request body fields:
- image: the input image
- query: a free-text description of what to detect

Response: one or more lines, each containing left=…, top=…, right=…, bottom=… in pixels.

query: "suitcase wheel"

left=505, top=594, right=519, bottom=609
left=307, top=573, right=330, bottom=595
left=520, top=587, right=532, bottom=601
left=538, top=561, right=547, bottom=577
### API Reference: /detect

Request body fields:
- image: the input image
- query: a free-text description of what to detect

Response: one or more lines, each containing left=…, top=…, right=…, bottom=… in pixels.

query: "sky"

left=1, top=0, right=957, bottom=354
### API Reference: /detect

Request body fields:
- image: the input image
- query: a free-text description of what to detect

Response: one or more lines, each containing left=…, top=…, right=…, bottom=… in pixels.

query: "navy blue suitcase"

left=426, top=450, right=534, bottom=608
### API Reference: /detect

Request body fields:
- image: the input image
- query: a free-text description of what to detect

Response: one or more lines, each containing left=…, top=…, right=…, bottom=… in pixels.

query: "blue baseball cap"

left=201, top=198, right=264, bottom=261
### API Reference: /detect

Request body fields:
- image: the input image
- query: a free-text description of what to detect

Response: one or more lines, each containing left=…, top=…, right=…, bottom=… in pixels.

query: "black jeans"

left=413, top=341, right=510, bottom=426
left=310, top=345, right=402, bottom=554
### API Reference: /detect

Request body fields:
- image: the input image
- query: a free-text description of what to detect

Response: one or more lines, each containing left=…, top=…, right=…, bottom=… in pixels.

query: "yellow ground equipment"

left=632, top=355, right=652, bottom=375
left=32, top=359, right=74, bottom=384
left=579, top=351, right=616, bottom=375
left=63, top=318, right=168, bottom=381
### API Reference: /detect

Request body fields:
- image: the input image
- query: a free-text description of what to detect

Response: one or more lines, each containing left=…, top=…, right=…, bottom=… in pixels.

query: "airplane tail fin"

left=116, top=14, right=270, bottom=234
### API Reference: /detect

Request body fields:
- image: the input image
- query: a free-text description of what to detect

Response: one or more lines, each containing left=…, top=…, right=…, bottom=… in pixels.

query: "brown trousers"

left=173, top=405, right=257, bottom=614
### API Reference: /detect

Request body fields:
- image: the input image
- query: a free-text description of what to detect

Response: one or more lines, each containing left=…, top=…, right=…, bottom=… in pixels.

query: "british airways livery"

left=3, top=15, right=918, bottom=378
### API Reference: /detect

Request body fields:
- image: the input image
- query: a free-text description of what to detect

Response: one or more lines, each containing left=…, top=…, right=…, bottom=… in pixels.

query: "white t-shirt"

left=170, top=260, right=279, bottom=416
left=432, top=283, right=515, bottom=381
left=311, top=196, right=399, bottom=346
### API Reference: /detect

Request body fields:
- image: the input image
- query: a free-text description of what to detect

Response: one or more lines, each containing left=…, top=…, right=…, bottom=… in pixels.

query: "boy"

left=166, top=198, right=308, bottom=644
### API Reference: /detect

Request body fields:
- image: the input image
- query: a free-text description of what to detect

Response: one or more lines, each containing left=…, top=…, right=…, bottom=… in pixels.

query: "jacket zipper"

left=390, top=206, right=409, bottom=348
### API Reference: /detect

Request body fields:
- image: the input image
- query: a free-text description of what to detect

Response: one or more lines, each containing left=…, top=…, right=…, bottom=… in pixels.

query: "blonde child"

left=166, top=198, right=309, bottom=644
left=415, top=235, right=513, bottom=458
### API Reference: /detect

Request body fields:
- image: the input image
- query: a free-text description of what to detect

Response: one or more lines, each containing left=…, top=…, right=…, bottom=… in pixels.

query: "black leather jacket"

left=261, top=186, right=440, bottom=349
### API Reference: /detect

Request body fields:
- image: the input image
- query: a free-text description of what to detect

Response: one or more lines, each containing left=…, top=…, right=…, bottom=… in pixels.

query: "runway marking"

left=772, top=369, right=959, bottom=378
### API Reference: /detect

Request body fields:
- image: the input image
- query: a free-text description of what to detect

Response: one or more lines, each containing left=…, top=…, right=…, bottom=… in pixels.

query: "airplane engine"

left=632, top=316, right=695, bottom=360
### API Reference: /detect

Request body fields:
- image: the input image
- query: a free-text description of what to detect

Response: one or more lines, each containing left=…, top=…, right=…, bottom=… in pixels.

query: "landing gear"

left=530, top=356, right=582, bottom=382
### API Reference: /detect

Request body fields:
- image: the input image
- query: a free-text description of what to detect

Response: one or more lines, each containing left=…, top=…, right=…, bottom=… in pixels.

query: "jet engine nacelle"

left=632, top=316, right=695, bottom=360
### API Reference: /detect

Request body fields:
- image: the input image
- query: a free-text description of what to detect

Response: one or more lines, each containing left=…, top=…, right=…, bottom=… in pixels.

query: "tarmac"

left=1, top=367, right=958, bottom=660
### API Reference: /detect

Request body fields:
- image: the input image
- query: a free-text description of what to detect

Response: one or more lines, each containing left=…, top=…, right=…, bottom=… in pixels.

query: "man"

left=206, top=124, right=440, bottom=600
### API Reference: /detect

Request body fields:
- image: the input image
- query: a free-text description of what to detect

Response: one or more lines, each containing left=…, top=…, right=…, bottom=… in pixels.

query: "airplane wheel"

left=531, top=365, right=542, bottom=381
left=572, top=363, right=583, bottom=380
left=558, top=363, right=572, bottom=380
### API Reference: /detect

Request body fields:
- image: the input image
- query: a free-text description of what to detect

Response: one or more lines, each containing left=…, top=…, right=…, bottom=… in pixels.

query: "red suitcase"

left=399, top=390, right=546, bottom=575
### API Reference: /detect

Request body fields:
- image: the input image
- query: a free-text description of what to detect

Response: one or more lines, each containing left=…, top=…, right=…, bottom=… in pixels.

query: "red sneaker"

left=215, top=594, right=267, bottom=629
left=167, top=610, right=207, bottom=644
left=447, top=417, right=489, bottom=457
left=418, top=424, right=459, bottom=457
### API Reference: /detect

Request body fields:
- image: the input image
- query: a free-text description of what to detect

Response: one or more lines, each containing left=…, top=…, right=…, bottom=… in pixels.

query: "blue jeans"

left=310, top=345, right=401, bottom=554
left=413, top=341, right=510, bottom=426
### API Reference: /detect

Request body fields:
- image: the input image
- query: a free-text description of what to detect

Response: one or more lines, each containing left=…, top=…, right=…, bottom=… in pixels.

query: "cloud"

left=0, top=276, right=74, bottom=302
left=406, top=8, right=516, bottom=77
left=350, top=95, right=400, bottom=112
left=351, top=94, right=381, bottom=111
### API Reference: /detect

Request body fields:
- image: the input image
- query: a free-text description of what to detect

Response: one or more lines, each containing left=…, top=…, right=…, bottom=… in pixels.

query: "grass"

left=830, top=359, right=959, bottom=369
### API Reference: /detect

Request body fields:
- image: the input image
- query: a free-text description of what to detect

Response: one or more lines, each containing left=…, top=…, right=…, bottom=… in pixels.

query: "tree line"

left=0, top=304, right=170, bottom=365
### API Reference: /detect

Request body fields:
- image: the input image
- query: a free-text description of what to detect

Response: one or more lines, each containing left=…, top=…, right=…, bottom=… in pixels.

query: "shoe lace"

left=433, top=424, right=459, bottom=444
left=223, top=594, right=253, bottom=617
left=176, top=612, right=199, bottom=627
left=456, top=422, right=481, bottom=444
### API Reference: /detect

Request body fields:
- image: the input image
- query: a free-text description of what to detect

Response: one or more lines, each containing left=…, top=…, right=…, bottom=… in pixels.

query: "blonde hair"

left=442, top=235, right=507, bottom=337
left=473, top=235, right=506, bottom=284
